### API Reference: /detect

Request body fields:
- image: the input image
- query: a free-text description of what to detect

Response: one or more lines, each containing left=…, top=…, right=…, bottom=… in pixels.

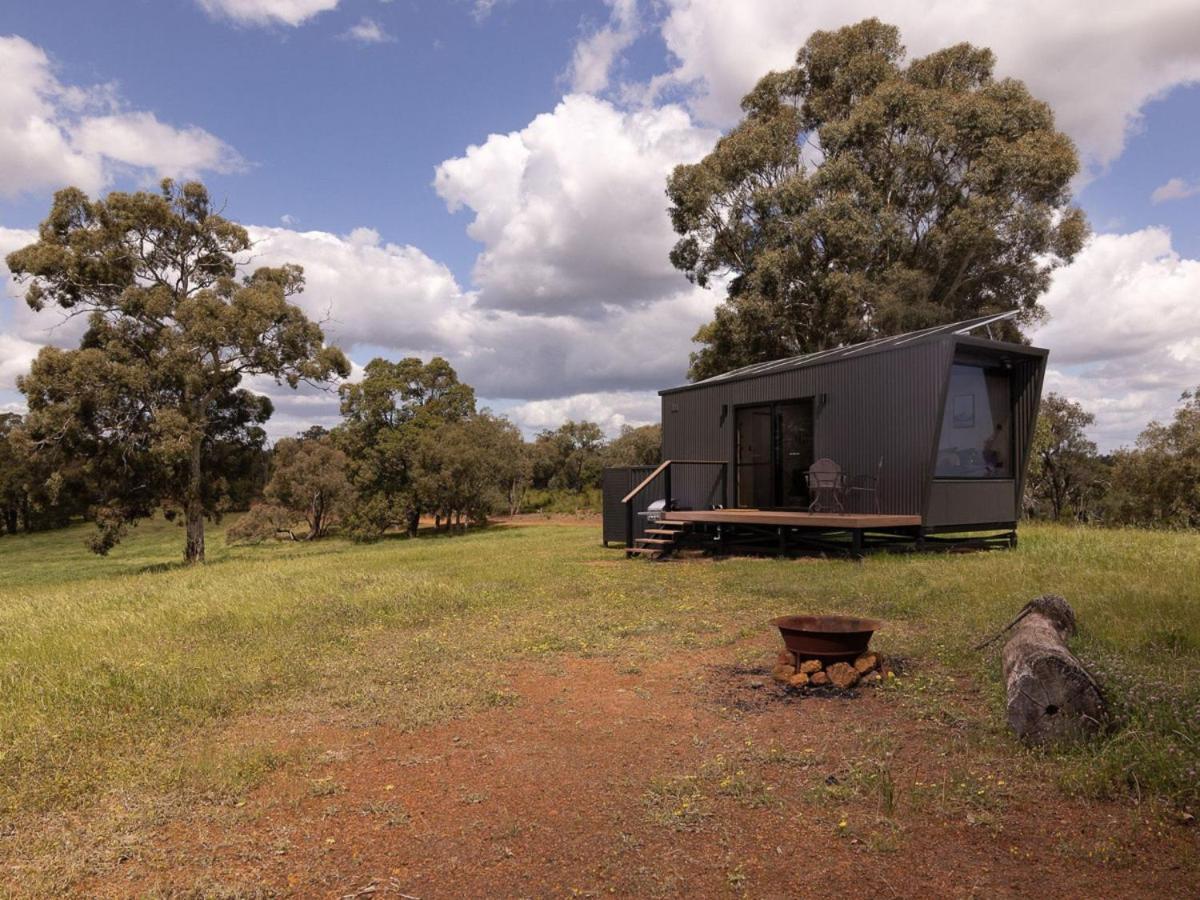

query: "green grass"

left=0, top=516, right=1197, bottom=828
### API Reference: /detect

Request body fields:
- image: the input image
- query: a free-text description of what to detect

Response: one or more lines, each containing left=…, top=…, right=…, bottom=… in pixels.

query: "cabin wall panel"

left=662, top=341, right=952, bottom=516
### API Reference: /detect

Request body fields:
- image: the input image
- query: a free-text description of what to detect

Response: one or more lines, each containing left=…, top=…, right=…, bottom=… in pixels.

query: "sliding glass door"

left=735, top=399, right=814, bottom=508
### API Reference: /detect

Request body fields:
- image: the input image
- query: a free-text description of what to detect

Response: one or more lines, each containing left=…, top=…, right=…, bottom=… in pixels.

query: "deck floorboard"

left=661, top=509, right=921, bottom=529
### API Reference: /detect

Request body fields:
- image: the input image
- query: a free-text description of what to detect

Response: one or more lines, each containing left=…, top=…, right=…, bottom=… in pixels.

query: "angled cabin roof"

left=659, top=311, right=1045, bottom=396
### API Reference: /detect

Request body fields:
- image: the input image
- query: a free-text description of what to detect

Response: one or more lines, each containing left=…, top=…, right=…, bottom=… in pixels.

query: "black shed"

left=602, top=313, right=1047, bottom=555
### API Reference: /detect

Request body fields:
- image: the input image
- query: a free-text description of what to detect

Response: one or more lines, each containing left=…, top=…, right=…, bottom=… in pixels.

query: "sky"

left=1, top=0, right=1199, bottom=450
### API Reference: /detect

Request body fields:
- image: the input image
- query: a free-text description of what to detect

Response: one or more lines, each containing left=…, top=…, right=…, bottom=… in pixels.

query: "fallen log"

left=999, top=595, right=1107, bottom=745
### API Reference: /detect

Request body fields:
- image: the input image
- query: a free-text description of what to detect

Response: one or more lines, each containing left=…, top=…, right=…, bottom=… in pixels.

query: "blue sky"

left=2, top=0, right=1199, bottom=448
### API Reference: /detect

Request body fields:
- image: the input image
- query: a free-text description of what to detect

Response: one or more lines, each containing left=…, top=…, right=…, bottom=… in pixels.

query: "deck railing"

left=621, top=459, right=728, bottom=547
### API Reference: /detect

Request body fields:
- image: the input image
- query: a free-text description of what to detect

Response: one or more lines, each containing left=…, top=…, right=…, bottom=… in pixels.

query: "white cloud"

left=434, top=94, right=718, bottom=316
left=1032, top=227, right=1200, bottom=449
left=470, top=0, right=505, bottom=23
left=195, top=0, right=339, bottom=27
left=1151, top=176, right=1200, bottom=204
left=507, top=390, right=661, bottom=437
left=0, top=36, right=241, bottom=198
left=243, top=225, right=468, bottom=351
left=341, top=17, right=394, bottom=44
left=0, top=334, right=41, bottom=389
left=566, top=0, right=640, bottom=94
left=649, top=0, right=1200, bottom=172
left=72, top=113, right=243, bottom=181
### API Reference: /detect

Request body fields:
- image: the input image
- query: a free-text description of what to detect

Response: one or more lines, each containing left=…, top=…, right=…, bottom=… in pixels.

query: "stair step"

left=643, top=529, right=681, bottom=536
left=637, top=538, right=675, bottom=545
left=626, top=547, right=664, bottom=556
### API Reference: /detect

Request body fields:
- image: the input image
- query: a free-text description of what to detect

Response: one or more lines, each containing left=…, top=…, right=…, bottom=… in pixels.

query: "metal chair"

left=806, top=458, right=845, bottom=512
left=845, top=457, right=883, bottom=514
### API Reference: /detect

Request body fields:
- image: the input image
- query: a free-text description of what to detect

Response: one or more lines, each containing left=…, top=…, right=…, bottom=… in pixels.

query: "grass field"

left=1, top=516, right=1198, bottom=890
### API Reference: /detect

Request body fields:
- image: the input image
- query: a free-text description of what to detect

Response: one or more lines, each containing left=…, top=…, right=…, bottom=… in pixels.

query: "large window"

left=936, top=364, right=1012, bottom=478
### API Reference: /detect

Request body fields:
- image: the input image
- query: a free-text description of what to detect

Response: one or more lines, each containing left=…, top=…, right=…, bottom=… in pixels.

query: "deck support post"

left=778, top=526, right=786, bottom=554
left=850, top=528, right=864, bottom=559
left=720, top=464, right=728, bottom=509
left=624, top=501, right=633, bottom=548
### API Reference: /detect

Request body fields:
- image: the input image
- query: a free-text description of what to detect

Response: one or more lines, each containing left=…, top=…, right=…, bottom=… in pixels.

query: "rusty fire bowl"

left=770, top=614, right=882, bottom=664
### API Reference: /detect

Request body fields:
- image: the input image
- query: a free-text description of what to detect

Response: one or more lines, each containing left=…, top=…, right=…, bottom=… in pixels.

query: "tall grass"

left=0, top=517, right=1196, bottom=819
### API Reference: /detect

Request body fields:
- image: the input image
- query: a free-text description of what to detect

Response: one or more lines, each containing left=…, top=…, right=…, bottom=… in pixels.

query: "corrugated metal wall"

left=601, top=466, right=654, bottom=545
left=662, top=340, right=954, bottom=517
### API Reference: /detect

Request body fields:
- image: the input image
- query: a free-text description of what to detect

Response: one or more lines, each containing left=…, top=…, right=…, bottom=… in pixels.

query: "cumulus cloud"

left=1151, top=176, right=1200, bottom=204
left=0, top=334, right=41, bottom=390
left=566, top=0, right=640, bottom=94
left=195, top=0, right=339, bottom=27
left=244, top=219, right=717, bottom=401
left=434, top=94, right=717, bottom=316
left=648, top=0, right=1200, bottom=172
left=507, top=389, right=661, bottom=436
left=243, top=225, right=467, bottom=351
left=341, top=17, right=394, bottom=44
left=0, top=35, right=242, bottom=198
left=1032, top=227, right=1200, bottom=449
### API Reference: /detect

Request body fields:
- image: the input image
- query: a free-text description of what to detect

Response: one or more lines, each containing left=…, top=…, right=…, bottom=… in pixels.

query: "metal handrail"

left=621, top=459, right=727, bottom=547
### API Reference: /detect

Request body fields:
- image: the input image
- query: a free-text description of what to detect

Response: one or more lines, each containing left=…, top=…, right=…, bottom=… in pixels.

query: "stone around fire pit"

left=854, top=653, right=879, bottom=674
left=826, top=662, right=861, bottom=689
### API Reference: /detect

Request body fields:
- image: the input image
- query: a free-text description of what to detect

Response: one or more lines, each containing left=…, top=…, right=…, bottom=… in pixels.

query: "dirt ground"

left=82, top=642, right=1198, bottom=899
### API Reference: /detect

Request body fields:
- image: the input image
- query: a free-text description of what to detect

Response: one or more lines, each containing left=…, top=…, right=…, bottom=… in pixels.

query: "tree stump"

left=1001, top=595, right=1107, bottom=745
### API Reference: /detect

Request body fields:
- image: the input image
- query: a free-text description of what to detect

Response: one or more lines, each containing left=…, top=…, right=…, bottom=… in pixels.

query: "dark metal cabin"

left=602, top=313, right=1047, bottom=555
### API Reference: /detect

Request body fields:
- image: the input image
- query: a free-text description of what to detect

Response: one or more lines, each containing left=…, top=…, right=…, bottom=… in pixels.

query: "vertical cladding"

left=601, top=466, right=655, bottom=544
left=1010, top=355, right=1047, bottom=510
left=661, top=340, right=953, bottom=516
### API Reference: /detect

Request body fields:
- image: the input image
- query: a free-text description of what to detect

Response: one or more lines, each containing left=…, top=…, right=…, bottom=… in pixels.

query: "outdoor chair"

left=845, top=456, right=883, bottom=514
left=806, top=458, right=845, bottom=512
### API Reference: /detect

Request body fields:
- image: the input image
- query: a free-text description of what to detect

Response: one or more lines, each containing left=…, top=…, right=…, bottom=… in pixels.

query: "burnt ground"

left=77, top=645, right=1198, bottom=899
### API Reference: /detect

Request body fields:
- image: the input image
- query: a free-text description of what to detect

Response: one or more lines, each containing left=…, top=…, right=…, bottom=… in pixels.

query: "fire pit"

left=770, top=615, right=882, bottom=664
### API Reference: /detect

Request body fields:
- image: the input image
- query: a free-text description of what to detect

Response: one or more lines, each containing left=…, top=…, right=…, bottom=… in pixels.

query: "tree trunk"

left=184, top=434, right=205, bottom=564
left=1001, top=595, right=1106, bottom=745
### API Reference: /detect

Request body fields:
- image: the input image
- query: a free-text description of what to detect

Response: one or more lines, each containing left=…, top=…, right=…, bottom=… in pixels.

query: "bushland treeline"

left=0, top=369, right=660, bottom=545
left=1024, top=390, right=1200, bottom=528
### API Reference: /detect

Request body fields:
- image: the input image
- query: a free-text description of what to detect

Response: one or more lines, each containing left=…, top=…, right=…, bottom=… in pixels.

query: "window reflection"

left=936, top=364, right=1012, bottom=478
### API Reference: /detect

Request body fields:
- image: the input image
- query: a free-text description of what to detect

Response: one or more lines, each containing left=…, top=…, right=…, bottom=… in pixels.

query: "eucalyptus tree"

left=668, top=18, right=1087, bottom=379
left=336, top=356, right=477, bottom=538
left=7, top=180, right=349, bottom=562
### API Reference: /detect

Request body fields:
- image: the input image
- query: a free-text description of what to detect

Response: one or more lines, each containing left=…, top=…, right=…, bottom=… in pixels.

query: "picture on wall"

left=952, top=393, right=975, bottom=429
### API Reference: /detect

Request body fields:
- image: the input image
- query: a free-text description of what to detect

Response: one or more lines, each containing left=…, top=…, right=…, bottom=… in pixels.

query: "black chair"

left=806, top=458, right=845, bottom=512
left=845, top=457, right=883, bottom=514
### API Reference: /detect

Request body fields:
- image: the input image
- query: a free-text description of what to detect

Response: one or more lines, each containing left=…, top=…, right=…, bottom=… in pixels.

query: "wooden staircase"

left=625, top=519, right=685, bottom=560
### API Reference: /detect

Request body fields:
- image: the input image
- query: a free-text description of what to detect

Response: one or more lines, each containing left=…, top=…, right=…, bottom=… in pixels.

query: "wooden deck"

left=661, top=509, right=922, bottom=529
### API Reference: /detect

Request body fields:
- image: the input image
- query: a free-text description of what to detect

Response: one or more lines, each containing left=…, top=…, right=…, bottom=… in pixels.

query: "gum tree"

left=668, top=19, right=1088, bottom=380
left=7, top=181, right=349, bottom=562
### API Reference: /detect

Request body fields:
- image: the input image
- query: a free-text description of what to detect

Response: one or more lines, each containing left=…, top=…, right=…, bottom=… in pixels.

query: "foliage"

left=531, top=420, right=607, bottom=491
left=1106, top=388, right=1200, bottom=528
left=224, top=501, right=297, bottom=545
left=603, top=423, right=662, bottom=468
left=1025, top=394, right=1108, bottom=521
left=336, top=356, right=476, bottom=538
left=520, top=486, right=603, bottom=515
left=667, top=18, right=1087, bottom=380
left=5, top=180, right=349, bottom=562
left=412, top=412, right=527, bottom=526
left=227, top=430, right=351, bottom=543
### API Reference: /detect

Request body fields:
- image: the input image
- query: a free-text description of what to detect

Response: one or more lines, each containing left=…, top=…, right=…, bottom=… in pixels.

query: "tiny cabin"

left=602, top=313, right=1046, bottom=556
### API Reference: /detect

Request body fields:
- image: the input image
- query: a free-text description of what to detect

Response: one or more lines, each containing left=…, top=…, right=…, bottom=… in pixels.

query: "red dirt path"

left=87, top=648, right=1198, bottom=898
